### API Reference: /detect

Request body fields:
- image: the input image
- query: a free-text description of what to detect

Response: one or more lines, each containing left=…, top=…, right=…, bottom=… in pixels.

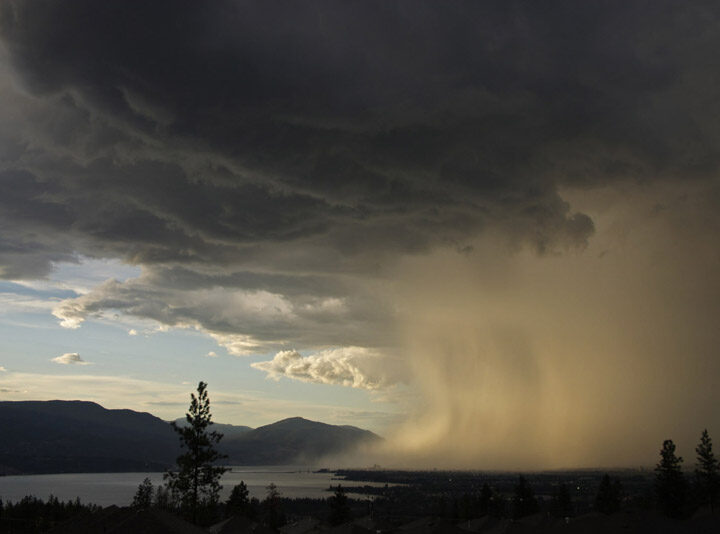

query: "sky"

left=0, top=0, right=719, bottom=469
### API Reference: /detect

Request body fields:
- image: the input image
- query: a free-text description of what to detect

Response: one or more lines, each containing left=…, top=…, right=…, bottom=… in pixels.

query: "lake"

left=0, top=466, right=381, bottom=507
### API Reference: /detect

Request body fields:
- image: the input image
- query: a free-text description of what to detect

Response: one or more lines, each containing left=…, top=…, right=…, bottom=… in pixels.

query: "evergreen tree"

left=328, top=484, right=351, bottom=525
left=595, top=474, right=622, bottom=515
left=165, top=381, right=228, bottom=524
left=695, top=429, right=720, bottom=513
left=263, top=482, right=285, bottom=530
left=132, top=477, right=154, bottom=509
left=655, top=439, right=687, bottom=518
left=248, top=497, right=261, bottom=521
left=512, top=476, right=539, bottom=519
left=154, top=484, right=172, bottom=510
left=226, top=481, right=250, bottom=517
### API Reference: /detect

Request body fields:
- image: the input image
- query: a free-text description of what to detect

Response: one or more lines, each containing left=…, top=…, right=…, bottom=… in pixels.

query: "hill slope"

left=173, top=418, right=253, bottom=439
left=0, top=401, right=380, bottom=474
left=223, top=417, right=381, bottom=464
left=0, top=400, right=178, bottom=474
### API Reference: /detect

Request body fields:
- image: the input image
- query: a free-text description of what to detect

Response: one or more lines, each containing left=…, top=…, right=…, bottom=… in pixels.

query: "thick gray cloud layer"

left=1, top=1, right=719, bottom=365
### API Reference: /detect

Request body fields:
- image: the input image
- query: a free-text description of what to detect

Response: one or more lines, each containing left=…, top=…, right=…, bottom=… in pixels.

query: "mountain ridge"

left=223, top=415, right=380, bottom=465
left=0, top=400, right=380, bottom=475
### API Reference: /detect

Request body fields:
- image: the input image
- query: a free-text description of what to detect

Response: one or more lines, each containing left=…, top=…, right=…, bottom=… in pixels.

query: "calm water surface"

left=0, top=466, right=379, bottom=507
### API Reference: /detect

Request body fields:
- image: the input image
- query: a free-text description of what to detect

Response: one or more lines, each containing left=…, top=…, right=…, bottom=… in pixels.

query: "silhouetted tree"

left=655, top=439, right=687, bottom=518
left=154, top=484, right=172, bottom=510
left=226, top=481, right=250, bottom=517
left=165, top=381, right=228, bottom=524
left=0, top=495, right=100, bottom=532
left=695, top=429, right=720, bottom=513
left=595, top=474, right=623, bottom=515
left=132, top=477, right=154, bottom=509
left=512, top=476, right=539, bottom=518
left=328, top=484, right=351, bottom=525
left=550, top=483, right=573, bottom=518
left=248, top=497, right=261, bottom=521
left=263, top=482, right=285, bottom=530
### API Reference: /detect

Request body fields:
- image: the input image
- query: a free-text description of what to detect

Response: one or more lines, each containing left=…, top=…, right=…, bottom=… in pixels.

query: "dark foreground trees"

left=263, top=482, right=286, bottom=529
left=328, top=484, right=351, bottom=525
left=655, top=439, right=687, bottom=518
left=226, top=480, right=251, bottom=517
left=0, top=495, right=99, bottom=532
left=512, top=476, right=539, bottom=518
left=132, top=477, right=154, bottom=509
left=595, top=473, right=623, bottom=515
left=165, top=381, right=228, bottom=524
left=549, top=483, right=573, bottom=518
left=695, top=429, right=720, bottom=513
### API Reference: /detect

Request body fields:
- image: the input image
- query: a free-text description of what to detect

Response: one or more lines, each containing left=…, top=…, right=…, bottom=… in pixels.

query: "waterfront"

left=0, top=467, right=377, bottom=507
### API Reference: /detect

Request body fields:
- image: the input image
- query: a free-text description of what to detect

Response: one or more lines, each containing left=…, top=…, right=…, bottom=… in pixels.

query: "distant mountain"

left=173, top=418, right=253, bottom=439
left=0, top=400, right=178, bottom=474
left=0, top=401, right=380, bottom=474
left=222, top=417, right=382, bottom=465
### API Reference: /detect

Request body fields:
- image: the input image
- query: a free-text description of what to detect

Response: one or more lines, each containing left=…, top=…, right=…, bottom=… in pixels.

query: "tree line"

left=432, top=430, right=718, bottom=522
left=130, top=381, right=350, bottom=527
left=653, top=430, right=719, bottom=518
left=145, top=381, right=720, bottom=526
left=4, top=381, right=714, bottom=532
left=0, top=495, right=100, bottom=533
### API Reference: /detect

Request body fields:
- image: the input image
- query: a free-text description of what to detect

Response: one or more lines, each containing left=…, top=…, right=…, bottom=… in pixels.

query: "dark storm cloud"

left=1, top=1, right=719, bottom=351
left=0, top=1, right=609, bottom=254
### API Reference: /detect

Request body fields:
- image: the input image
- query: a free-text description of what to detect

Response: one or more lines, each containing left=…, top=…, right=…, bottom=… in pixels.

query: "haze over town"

left=0, top=0, right=718, bottom=470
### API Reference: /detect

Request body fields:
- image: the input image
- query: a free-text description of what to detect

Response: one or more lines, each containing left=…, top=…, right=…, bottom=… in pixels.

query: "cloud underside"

left=0, top=1, right=720, bottom=386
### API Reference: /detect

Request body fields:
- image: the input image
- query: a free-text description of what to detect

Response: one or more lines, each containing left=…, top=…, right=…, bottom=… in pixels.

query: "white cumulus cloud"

left=251, top=347, right=404, bottom=390
left=51, top=352, right=91, bottom=365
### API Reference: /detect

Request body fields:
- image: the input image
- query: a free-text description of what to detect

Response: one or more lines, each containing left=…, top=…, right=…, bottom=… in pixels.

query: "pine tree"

left=695, top=429, right=720, bottom=513
left=595, top=474, right=622, bottom=515
left=165, top=381, right=228, bottom=524
left=655, top=439, right=687, bottom=518
left=132, top=477, right=154, bottom=509
left=263, top=482, right=285, bottom=530
left=328, top=484, right=351, bottom=525
left=154, top=484, right=172, bottom=510
left=226, top=481, right=250, bottom=517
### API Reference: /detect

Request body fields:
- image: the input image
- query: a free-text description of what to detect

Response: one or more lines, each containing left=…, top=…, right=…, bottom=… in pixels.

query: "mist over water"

left=370, top=184, right=720, bottom=470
